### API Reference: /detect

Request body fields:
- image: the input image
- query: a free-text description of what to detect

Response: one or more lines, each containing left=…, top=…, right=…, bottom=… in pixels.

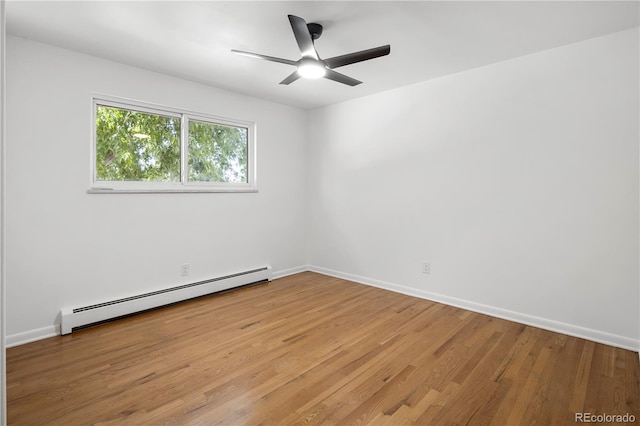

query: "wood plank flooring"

left=7, top=272, right=640, bottom=425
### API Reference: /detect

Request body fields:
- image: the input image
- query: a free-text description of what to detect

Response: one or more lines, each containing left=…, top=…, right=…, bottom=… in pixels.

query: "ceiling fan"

left=231, top=15, right=391, bottom=86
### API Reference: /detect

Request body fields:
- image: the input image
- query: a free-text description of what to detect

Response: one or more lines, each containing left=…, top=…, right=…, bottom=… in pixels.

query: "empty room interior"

left=1, top=0, right=640, bottom=424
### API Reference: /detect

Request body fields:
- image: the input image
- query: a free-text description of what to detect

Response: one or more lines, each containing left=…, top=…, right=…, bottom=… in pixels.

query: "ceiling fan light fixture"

left=297, top=59, right=326, bottom=79
left=231, top=15, right=389, bottom=86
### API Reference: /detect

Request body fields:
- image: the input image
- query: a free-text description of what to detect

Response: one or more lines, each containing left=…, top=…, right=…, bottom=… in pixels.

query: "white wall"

left=5, top=36, right=308, bottom=343
left=307, top=28, right=640, bottom=350
left=6, top=27, right=639, bottom=351
left=1, top=0, right=7, bottom=421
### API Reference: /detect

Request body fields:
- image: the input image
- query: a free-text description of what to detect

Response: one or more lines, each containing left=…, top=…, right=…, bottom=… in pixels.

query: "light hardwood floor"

left=7, top=272, right=640, bottom=425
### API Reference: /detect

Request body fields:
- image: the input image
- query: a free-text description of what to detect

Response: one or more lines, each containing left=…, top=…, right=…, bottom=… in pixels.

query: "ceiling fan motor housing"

left=231, top=14, right=390, bottom=86
left=307, top=23, right=323, bottom=40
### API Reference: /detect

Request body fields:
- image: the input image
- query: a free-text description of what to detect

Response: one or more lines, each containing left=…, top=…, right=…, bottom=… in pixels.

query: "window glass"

left=188, top=120, right=248, bottom=183
left=95, top=105, right=181, bottom=182
left=92, top=98, right=256, bottom=192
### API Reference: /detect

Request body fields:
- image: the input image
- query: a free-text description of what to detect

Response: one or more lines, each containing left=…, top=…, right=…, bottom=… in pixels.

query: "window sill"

left=88, top=187, right=258, bottom=194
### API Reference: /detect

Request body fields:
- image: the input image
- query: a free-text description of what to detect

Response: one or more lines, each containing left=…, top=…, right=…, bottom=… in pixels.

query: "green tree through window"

left=96, top=105, right=181, bottom=182
left=188, top=120, right=248, bottom=183
left=93, top=99, right=253, bottom=191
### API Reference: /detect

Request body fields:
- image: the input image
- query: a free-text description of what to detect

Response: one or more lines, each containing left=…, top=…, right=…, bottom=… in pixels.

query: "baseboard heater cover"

left=60, top=266, right=271, bottom=335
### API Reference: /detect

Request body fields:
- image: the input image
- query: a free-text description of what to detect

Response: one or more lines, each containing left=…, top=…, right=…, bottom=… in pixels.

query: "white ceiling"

left=6, top=1, right=640, bottom=110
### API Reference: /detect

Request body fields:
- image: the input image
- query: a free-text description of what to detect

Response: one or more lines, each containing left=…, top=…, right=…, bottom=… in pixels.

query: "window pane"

left=95, top=105, right=181, bottom=182
left=188, top=120, right=248, bottom=183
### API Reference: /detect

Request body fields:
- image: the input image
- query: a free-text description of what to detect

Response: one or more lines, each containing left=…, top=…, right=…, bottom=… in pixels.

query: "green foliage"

left=188, top=120, right=248, bottom=183
left=95, top=105, right=248, bottom=184
left=95, top=105, right=181, bottom=182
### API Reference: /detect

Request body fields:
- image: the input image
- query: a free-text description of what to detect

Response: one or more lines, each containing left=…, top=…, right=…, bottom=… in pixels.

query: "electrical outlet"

left=181, top=264, right=190, bottom=277
left=422, top=262, right=431, bottom=275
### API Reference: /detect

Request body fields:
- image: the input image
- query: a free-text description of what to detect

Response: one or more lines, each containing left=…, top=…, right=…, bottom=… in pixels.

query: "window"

left=91, top=97, right=256, bottom=192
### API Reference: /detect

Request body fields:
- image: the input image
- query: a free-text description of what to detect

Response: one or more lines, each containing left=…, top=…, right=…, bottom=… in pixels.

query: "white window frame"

left=89, top=95, right=257, bottom=193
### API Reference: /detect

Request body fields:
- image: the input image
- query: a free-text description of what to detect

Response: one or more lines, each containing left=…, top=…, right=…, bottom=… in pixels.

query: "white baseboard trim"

left=272, top=265, right=310, bottom=280
left=309, top=265, right=640, bottom=353
left=6, top=324, right=59, bottom=348
left=6, top=267, right=638, bottom=353
left=5, top=266, right=312, bottom=347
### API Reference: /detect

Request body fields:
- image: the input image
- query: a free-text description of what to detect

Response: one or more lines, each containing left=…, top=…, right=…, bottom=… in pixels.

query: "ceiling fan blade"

left=288, top=14, right=318, bottom=60
left=279, top=71, right=301, bottom=85
left=323, top=69, right=362, bottom=86
left=324, top=45, right=391, bottom=69
left=231, top=49, right=297, bottom=66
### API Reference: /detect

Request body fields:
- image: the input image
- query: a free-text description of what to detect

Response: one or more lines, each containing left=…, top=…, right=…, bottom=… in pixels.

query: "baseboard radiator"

left=60, top=266, right=272, bottom=335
